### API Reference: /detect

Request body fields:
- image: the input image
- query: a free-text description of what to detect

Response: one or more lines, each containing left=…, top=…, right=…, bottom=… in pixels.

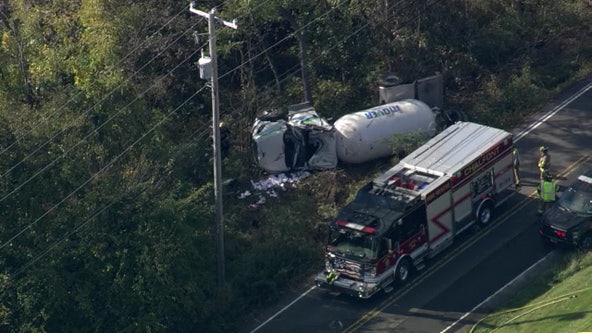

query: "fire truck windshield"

left=329, top=229, right=379, bottom=259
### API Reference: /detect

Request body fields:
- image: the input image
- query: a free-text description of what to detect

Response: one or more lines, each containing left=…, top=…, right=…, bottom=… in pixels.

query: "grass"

left=471, top=251, right=592, bottom=333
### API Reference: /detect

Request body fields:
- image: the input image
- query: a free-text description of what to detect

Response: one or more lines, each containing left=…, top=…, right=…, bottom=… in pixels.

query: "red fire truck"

left=315, top=121, right=515, bottom=298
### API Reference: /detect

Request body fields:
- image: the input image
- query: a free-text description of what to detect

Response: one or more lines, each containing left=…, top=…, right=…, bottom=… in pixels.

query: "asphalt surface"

left=243, top=75, right=592, bottom=333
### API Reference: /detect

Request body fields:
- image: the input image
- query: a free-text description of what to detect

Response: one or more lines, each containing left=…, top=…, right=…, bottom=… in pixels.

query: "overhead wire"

left=6, top=0, right=435, bottom=278
left=0, top=22, right=201, bottom=180
left=0, top=40, right=209, bottom=251
left=218, top=0, right=348, bottom=81
left=218, top=0, right=433, bottom=114
left=3, top=1, right=351, bottom=277
left=0, top=42, right=206, bottom=205
left=0, top=0, right=265, bottom=164
left=0, top=0, right=270, bottom=190
left=4, top=0, right=394, bottom=265
left=0, top=5, right=191, bottom=159
left=0, top=82, right=209, bottom=254
left=0, top=0, right=270, bottom=274
left=9, top=87, right=210, bottom=279
left=469, top=287, right=592, bottom=333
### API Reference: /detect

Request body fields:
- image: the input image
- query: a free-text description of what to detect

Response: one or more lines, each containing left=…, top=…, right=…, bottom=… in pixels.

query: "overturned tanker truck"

left=251, top=74, right=464, bottom=173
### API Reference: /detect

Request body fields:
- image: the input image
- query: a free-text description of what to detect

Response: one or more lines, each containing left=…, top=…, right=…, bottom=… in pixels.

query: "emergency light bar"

left=578, top=175, right=592, bottom=184
left=335, top=220, right=376, bottom=234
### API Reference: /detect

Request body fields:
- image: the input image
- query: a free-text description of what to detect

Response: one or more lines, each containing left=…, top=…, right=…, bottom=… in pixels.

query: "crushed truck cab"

left=315, top=121, right=515, bottom=298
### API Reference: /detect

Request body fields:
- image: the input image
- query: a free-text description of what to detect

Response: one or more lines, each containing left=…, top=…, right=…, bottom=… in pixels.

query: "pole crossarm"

left=189, top=2, right=238, bottom=30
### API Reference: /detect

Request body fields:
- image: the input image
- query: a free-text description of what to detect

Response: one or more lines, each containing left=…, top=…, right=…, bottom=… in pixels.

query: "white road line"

left=441, top=80, right=592, bottom=333
left=249, top=80, right=592, bottom=333
left=249, top=285, right=317, bottom=333
left=514, top=82, right=592, bottom=142
left=439, top=254, right=550, bottom=333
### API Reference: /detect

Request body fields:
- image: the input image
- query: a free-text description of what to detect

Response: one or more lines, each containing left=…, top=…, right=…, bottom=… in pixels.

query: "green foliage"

left=471, top=65, right=547, bottom=127
left=0, top=0, right=589, bottom=332
left=232, top=239, right=319, bottom=306
left=472, top=251, right=592, bottom=333
left=312, top=79, right=356, bottom=118
left=389, top=130, right=430, bottom=158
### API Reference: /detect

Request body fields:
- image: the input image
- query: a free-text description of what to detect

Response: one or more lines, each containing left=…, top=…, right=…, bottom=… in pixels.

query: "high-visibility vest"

left=512, top=148, right=520, bottom=167
left=540, top=181, right=556, bottom=202
left=538, top=154, right=550, bottom=170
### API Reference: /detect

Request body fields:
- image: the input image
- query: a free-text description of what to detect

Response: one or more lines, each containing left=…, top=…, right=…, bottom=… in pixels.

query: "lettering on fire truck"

left=426, top=181, right=451, bottom=204
left=454, top=139, right=513, bottom=185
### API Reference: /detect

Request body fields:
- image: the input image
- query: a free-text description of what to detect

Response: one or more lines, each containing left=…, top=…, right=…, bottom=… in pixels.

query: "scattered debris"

left=239, top=171, right=311, bottom=209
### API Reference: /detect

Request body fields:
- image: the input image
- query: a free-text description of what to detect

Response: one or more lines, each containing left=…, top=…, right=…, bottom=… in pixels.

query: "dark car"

left=539, top=170, right=592, bottom=249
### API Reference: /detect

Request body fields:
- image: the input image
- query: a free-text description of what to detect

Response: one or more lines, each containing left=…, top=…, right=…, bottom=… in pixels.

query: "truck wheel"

left=580, top=233, right=592, bottom=249
left=395, top=258, right=411, bottom=284
left=477, top=201, right=494, bottom=226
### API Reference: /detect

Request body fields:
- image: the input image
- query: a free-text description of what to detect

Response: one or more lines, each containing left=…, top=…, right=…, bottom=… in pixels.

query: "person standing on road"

left=512, top=147, right=521, bottom=188
left=538, top=146, right=551, bottom=180
left=537, top=174, right=557, bottom=215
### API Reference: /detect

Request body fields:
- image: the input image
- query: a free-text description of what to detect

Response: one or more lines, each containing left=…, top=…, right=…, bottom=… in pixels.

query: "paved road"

left=244, top=76, right=592, bottom=333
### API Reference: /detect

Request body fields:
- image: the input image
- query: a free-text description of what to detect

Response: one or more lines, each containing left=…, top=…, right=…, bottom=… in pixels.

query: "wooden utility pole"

left=189, top=2, right=237, bottom=287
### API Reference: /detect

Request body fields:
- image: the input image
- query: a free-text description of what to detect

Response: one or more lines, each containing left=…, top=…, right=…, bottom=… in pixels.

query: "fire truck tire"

left=477, top=200, right=494, bottom=226
left=395, top=257, right=411, bottom=284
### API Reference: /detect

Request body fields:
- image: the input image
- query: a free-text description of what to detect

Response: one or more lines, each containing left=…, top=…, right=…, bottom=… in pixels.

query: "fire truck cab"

left=315, top=121, right=515, bottom=298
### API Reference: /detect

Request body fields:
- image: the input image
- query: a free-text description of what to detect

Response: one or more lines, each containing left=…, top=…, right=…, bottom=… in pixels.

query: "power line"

left=0, top=84, right=208, bottom=253
left=0, top=23, right=202, bottom=180
left=0, top=1, right=269, bottom=279
left=0, top=39, right=211, bottom=205
left=9, top=123, right=211, bottom=279
left=218, top=0, right=348, bottom=81
left=0, top=42, right=209, bottom=249
left=4, top=0, right=442, bottom=280
left=1, top=1, right=353, bottom=277
left=0, top=5, right=191, bottom=159
left=219, top=0, right=425, bottom=117
left=0, top=0, right=270, bottom=200
left=0, top=0, right=266, bottom=162
left=0, top=0, right=344, bottom=210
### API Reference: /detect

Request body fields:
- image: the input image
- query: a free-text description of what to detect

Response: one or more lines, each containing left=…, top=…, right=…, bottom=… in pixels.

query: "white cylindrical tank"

left=334, top=99, right=437, bottom=164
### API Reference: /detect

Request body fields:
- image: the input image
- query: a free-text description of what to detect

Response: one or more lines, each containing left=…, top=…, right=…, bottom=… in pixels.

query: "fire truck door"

left=470, top=169, right=495, bottom=223
left=453, top=169, right=494, bottom=234
left=471, top=169, right=494, bottom=201
left=399, top=205, right=429, bottom=257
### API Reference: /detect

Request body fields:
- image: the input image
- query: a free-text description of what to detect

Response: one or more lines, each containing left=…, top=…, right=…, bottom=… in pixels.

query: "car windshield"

left=329, top=229, right=379, bottom=259
left=558, top=181, right=592, bottom=214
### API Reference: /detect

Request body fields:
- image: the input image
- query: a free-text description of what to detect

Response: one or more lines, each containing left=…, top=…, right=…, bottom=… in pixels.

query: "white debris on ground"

left=238, top=171, right=311, bottom=209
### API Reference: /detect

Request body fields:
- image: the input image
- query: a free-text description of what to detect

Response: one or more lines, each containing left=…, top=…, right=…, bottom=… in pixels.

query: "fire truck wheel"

left=477, top=201, right=494, bottom=226
left=395, top=258, right=411, bottom=283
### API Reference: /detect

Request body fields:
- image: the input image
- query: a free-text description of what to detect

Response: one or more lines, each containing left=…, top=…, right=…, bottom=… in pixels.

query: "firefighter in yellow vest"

left=537, top=174, right=557, bottom=215
left=537, top=146, right=550, bottom=180
left=326, top=270, right=339, bottom=284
